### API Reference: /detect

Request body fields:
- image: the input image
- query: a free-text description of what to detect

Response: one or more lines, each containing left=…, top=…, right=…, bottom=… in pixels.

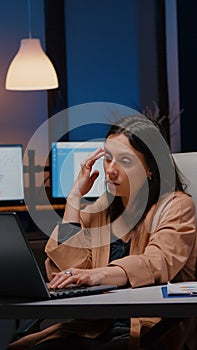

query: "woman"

left=9, top=115, right=197, bottom=349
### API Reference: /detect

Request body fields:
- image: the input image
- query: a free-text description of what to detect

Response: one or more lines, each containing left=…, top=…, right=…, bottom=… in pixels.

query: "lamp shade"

left=5, top=38, right=58, bottom=90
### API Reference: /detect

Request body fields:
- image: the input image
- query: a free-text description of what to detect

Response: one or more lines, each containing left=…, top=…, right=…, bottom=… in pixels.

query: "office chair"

left=141, top=152, right=197, bottom=349
left=173, top=152, right=197, bottom=280
left=172, top=152, right=197, bottom=219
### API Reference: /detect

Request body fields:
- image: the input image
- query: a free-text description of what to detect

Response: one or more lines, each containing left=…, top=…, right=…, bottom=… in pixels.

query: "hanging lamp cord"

left=27, top=0, right=32, bottom=38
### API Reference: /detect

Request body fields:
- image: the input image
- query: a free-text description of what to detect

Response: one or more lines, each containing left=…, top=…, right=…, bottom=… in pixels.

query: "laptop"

left=0, top=212, right=117, bottom=299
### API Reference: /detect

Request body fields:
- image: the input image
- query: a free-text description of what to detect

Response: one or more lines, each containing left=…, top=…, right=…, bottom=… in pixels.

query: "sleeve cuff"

left=58, top=222, right=82, bottom=244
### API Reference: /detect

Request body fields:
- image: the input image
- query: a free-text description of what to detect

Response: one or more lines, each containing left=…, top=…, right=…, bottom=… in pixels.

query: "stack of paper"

left=167, top=281, right=197, bottom=295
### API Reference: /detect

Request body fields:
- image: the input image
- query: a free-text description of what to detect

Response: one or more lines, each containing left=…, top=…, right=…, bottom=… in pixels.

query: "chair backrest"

left=172, top=152, right=197, bottom=280
left=172, top=152, right=197, bottom=218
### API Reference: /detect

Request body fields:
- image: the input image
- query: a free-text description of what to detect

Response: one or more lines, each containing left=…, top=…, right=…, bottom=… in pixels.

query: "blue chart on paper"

left=161, top=286, right=197, bottom=298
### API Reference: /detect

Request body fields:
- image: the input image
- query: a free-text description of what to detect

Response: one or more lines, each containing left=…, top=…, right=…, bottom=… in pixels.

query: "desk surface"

left=1, top=286, right=197, bottom=320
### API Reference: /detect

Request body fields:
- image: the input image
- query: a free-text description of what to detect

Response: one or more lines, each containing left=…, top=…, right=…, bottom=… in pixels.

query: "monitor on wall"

left=0, top=144, right=25, bottom=206
left=51, top=141, right=106, bottom=201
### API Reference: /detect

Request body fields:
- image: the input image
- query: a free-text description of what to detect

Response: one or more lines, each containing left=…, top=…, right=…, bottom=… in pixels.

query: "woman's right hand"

left=69, top=147, right=105, bottom=198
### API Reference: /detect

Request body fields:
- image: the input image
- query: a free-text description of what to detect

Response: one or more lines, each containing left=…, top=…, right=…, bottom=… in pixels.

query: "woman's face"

left=104, top=133, right=151, bottom=203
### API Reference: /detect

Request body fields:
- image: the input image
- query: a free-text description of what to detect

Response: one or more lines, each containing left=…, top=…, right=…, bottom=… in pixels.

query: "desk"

left=1, top=286, right=197, bottom=350
left=1, top=285, right=197, bottom=320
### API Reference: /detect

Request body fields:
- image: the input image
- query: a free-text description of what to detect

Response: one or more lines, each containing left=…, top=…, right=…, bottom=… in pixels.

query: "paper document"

left=167, top=281, right=197, bottom=295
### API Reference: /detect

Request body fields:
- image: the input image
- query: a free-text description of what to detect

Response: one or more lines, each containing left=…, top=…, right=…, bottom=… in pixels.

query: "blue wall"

left=62, top=0, right=158, bottom=141
left=65, top=0, right=141, bottom=108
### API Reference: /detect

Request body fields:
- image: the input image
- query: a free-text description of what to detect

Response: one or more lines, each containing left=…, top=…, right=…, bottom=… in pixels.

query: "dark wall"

left=46, top=0, right=163, bottom=143
left=64, top=0, right=141, bottom=108
left=64, top=0, right=160, bottom=110
left=177, top=0, right=197, bottom=151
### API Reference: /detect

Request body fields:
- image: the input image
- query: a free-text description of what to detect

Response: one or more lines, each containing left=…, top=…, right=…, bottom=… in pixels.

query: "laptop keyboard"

left=49, top=285, right=89, bottom=298
left=49, top=284, right=117, bottom=299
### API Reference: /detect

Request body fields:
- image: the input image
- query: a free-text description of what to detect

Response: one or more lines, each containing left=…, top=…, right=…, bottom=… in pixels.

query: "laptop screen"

left=0, top=144, right=25, bottom=206
left=51, top=141, right=106, bottom=200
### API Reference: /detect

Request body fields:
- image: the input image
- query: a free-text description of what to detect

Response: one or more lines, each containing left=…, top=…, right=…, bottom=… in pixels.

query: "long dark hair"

left=105, top=114, right=185, bottom=226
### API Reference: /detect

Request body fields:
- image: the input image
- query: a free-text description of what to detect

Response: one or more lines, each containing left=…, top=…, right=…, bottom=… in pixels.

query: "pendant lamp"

left=5, top=0, right=58, bottom=91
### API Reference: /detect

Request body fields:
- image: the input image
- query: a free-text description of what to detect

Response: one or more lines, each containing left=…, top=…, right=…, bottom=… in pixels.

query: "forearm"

left=62, top=192, right=82, bottom=223
left=102, top=266, right=129, bottom=286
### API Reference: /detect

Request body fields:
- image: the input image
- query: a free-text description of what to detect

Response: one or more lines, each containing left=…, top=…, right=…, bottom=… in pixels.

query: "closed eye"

left=119, top=157, right=132, bottom=166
